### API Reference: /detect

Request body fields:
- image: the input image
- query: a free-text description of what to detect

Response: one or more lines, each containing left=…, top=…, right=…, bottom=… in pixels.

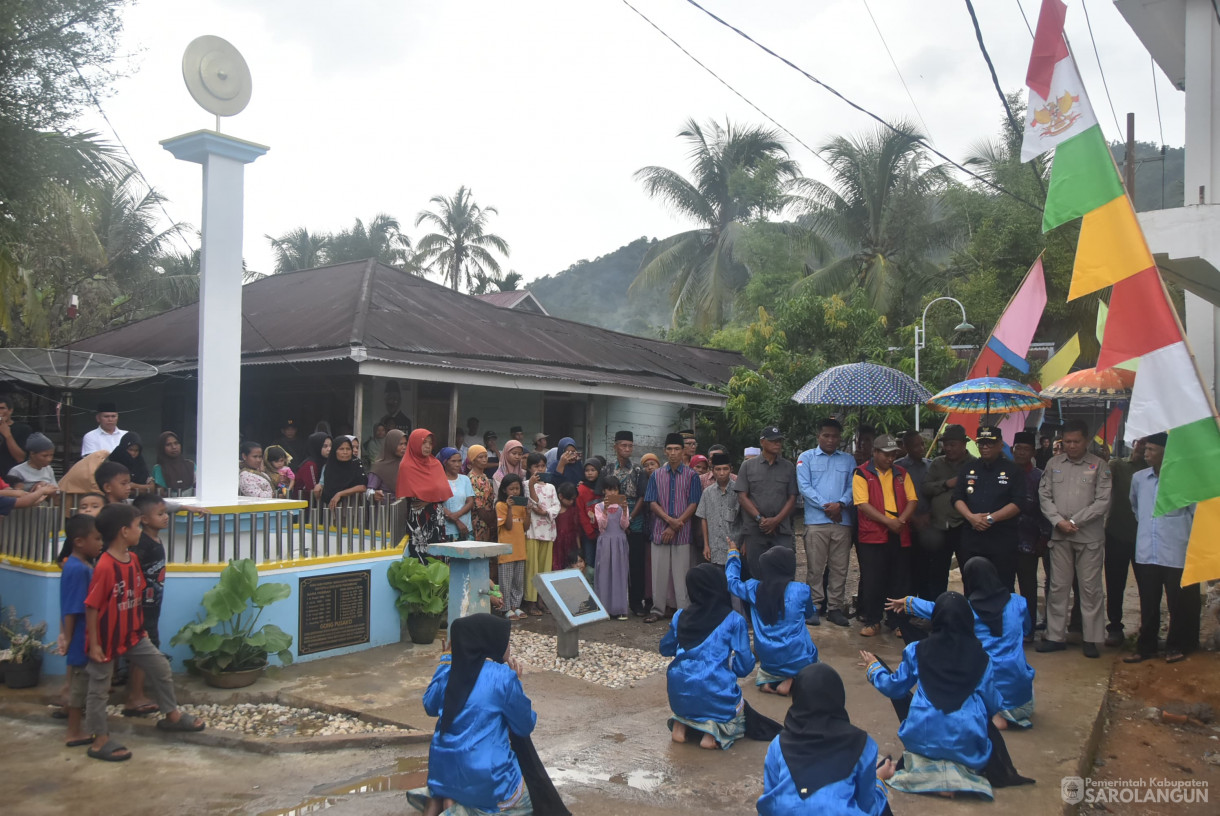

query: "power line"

left=963, top=0, right=1048, bottom=197
left=677, top=0, right=1045, bottom=213
left=860, top=0, right=933, bottom=141
left=617, top=0, right=829, bottom=167
left=1150, top=55, right=1166, bottom=208
left=1079, top=0, right=1124, bottom=138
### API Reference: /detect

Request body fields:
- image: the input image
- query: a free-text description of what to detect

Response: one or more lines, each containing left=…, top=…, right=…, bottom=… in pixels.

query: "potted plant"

left=387, top=557, right=449, bottom=644
left=0, top=604, right=51, bottom=689
left=171, top=558, right=294, bottom=688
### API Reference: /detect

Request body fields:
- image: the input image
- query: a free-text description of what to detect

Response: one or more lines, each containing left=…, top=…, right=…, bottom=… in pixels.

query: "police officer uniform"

left=950, top=425, right=1025, bottom=589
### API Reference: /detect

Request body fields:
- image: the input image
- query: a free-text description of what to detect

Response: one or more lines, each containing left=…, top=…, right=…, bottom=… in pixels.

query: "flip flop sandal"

left=156, top=715, right=206, bottom=732
left=66, top=737, right=95, bottom=748
left=122, top=703, right=159, bottom=716
left=528, top=607, right=543, bottom=617
left=88, top=742, right=131, bottom=762
left=643, top=613, right=663, bottom=624
left=50, top=707, right=68, bottom=719
left=1165, top=651, right=1187, bottom=664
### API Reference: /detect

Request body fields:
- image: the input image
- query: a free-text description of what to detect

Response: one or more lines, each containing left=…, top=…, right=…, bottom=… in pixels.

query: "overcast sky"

left=81, top=0, right=1184, bottom=282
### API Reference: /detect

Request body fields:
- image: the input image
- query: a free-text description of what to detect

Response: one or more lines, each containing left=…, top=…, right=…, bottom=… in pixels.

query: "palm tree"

left=266, top=227, right=329, bottom=274
left=631, top=117, right=814, bottom=328
left=327, top=213, right=413, bottom=267
left=413, top=186, right=510, bottom=291
left=793, top=122, right=953, bottom=319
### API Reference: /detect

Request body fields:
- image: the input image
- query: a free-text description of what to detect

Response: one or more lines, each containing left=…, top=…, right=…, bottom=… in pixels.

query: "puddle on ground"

left=550, top=765, right=667, bottom=792
left=256, top=757, right=428, bottom=816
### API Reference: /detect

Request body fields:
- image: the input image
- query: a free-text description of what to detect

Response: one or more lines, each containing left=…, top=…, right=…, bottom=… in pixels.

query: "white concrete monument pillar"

left=161, top=130, right=268, bottom=503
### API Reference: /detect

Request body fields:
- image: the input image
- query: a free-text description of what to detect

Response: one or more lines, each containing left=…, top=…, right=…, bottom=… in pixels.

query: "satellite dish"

left=0, top=349, right=159, bottom=390
left=182, top=35, right=252, bottom=118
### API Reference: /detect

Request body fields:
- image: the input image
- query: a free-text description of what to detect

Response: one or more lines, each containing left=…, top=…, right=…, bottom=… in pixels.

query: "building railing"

left=0, top=492, right=408, bottom=568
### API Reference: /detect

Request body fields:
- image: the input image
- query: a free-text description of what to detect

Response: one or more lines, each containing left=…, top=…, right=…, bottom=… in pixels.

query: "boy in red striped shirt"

left=84, top=503, right=205, bottom=761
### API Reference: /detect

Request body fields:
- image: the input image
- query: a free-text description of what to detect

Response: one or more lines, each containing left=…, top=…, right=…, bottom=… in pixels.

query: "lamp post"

left=914, top=297, right=974, bottom=430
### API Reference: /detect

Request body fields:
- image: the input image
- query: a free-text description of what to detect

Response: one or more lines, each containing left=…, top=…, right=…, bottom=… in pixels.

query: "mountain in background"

left=527, top=237, right=672, bottom=335
left=1114, top=141, right=1184, bottom=212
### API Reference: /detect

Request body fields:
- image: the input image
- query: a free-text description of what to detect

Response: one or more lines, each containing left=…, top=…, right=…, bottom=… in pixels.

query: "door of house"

left=543, top=394, right=585, bottom=451
left=416, top=382, right=452, bottom=446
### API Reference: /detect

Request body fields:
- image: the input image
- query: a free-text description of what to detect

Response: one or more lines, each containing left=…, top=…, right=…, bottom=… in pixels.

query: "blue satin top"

left=423, top=655, right=537, bottom=812
left=757, top=734, right=890, bottom=816
left=660, top=610, right=755, bottom=723
left=907, top=594, right=1034, bottom=711
left=867, top=643, right=1002, bottom=769
left=725, top=552, right=818, bottom=676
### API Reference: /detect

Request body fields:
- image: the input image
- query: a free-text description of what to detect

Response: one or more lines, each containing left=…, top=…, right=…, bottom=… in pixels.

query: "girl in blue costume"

left=661, top=563, right=758, bottom=750
left=725, top=542, right=817, bottom=695
left=409, top=614, right=569, bottom=816
left=861, top=592, right=1033, bottom=800
left=757, top=663, right=895, bottom=816
left=886, top=557, right=1035, bottom=729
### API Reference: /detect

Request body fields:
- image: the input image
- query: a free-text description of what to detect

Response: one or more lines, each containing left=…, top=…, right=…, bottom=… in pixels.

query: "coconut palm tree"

left=327, top=213, right=413, bottom=268
left=413, top=186, right=510, bottom=291
left=266, top=227, right=329, bottom=273
left=793, top=122, right=954, bottom=320
left=631, top=117, right=815, bottom=328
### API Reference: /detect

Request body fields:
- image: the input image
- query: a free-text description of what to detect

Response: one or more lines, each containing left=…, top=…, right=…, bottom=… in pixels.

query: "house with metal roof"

left=473, top=289, right=550, bottom=315
left=69, top=259, right=747, bottom=456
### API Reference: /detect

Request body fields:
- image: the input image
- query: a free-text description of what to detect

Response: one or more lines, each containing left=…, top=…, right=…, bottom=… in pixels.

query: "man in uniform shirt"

left=1037, top=420, right=1112, bottom=658
left=1124, top=432, right=1200, bottom=664
left=1104, top=438, right=1147, bottom=646
left=951, top=425, right=1024, bottom=591
left=922, top=424, right=976, bottom=601
left=734, top=425, right=798, bottom=580
left=896, top=430, right=934, bottom=600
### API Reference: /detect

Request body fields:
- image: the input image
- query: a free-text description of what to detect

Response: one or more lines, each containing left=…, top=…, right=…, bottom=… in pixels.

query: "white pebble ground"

left=510, top=630, right=669, bottom=689
left=105, top=702, right=408, bottom=738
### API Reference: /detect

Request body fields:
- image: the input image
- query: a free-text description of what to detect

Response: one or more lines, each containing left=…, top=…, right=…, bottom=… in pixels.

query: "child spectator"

left=93, top=461, right=133, bottom=504
left=263, top=445, right=295, bottom=496
left=594, top=475, right=631, bottom=620
left=121, top=494, right=171, bottom=716
left=575, top=460, right=601, bottom=567
left=564, top=547, right=588, bottom=581
left=57, top=514, right=103, bottom=747
left=523, top=452, right=559, bottom=616
left=76, top=493, right=106, bottom=517
left=496, top=474, right=529, bottom=621
left=84, top=503, right=204, bottom=761
left=552, top=482, right=580, bottom=572
left=7, top=432, right=58, bottom=487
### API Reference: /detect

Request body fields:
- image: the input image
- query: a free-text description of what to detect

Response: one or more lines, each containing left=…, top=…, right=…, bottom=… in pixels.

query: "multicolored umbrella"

left=926, top=376, right=1050, bottom=415
left=1040, top=367, right=1135, bottom=407
left=791, top=362, right=933, bottom=406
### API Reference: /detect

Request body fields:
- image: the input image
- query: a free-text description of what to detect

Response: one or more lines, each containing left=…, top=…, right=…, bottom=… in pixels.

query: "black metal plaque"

left=298, top=570, right=371, bottom=655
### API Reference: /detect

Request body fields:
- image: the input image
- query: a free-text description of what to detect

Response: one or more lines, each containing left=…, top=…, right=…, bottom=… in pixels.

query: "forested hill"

left=526, top=237, right=673, bottom=335
left=1114, top=141, right=1185, bottom=212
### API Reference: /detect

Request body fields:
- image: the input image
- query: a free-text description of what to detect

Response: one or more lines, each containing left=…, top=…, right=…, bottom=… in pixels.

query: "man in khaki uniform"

left=1037, top=420, right=1112, bottom=658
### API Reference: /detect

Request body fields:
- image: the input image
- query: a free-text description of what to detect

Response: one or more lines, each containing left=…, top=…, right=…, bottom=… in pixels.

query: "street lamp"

left=914, top=296, right=974, bottom=430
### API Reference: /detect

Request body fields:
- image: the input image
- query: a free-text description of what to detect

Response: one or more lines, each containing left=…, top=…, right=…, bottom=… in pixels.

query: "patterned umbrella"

left=791, top=362, right=933, bottom=406
left=926, top=376, right=1050, bottom=415
left=1040, top=367, right=1135, bottom=407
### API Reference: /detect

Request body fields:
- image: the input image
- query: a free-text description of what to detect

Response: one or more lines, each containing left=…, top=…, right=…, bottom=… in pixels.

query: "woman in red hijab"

left=397, top=428, right=453, bottom=563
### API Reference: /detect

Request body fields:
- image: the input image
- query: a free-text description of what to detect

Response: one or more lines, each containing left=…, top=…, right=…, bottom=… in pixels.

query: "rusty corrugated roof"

left=71, top=259, right=748, bottom=395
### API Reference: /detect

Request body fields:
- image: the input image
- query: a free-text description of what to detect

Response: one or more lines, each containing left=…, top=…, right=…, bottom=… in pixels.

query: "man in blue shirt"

left=1124, top=431, right=1201, bottom=664
left=796, top=418, right=854, bottom=627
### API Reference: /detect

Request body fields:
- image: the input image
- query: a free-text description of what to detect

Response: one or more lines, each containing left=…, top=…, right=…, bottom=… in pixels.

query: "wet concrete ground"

left=1, top=548, right=1140, bottom=816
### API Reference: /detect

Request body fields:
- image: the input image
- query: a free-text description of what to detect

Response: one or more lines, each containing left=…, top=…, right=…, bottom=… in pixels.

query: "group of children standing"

left=55, top=462, right=206, bottom=762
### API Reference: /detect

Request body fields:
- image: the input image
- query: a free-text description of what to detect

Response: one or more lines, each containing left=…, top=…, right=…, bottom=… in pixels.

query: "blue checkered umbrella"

left=791, top=362, right=933, bottom=406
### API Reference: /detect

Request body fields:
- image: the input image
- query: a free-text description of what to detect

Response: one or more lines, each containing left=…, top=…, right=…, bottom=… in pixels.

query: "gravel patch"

left=106, top=702, right=408, bottom=738
left=510, top=630, right=669, bottom=688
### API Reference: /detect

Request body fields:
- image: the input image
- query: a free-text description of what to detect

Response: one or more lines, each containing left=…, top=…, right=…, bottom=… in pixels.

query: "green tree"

left=414, top=186, right=510, bottom=291
left=266, top=227, right=329, bottom=274
left=793, top=122, right=954, bottom=321
left=631, top=117, right=817, bottom=328
left=326, top=213, right=413, bottom=268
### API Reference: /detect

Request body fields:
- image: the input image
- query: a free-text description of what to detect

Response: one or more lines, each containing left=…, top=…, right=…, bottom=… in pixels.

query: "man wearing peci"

left=643, top=432, right=703, bottom=622
left=80, top=402, right=125, bottom=456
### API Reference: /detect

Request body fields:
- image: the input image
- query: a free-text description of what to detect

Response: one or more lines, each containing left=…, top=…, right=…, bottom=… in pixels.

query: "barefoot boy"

left=84, top=503, right=204, bottom=761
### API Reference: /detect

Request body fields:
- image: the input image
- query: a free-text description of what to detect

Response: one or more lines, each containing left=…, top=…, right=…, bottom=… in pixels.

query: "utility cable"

left=860, top=0, right=933, bottom=141
left=1150, top=55, right=1167, bottom=208
left=677, top=0, right=1045, bottom=213
left=1079, top=0, right=1124, bottom=138
left=618, top=0, right=830, bottom=166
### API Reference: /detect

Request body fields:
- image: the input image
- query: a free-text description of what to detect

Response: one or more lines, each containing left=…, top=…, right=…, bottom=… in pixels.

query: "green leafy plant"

left=386, top=557, right=449, bottom=620
left=0, top=604, right=50, bottom=664
left=170, top=559, right=294, bottom=673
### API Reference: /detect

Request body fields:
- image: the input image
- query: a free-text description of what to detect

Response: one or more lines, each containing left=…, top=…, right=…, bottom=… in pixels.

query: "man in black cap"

left=274, top=419, right=305, bottom=465
left=483, top=430, right=500, bottom=458
left=603, top=430, right=651, bottom=615
left=734, top=425, right=798, bottom=581
left=920, top=423, right=976, bottom=601
left=643, top=431, right=703, bottom=620
left=681, top=429, right=697, bottom=464
left=1012, top=430, right=1052, bottom=633
left=80, top=401, right=125, bottom=456
left=952, top=425, right=1024, bottom=591
left=509, top=426, right=525, bottom=444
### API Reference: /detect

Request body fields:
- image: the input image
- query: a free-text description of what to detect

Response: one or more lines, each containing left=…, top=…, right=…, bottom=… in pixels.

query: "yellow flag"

left=1182, top=497, right=1220, bottom=585
left=1069, top=195, right=1156, bottom=301
left=1040, top=333, right=1080, bottom=387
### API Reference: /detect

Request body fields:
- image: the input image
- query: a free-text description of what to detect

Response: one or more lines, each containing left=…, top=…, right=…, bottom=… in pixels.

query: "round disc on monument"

left=182, top=35, right=252, bottom=117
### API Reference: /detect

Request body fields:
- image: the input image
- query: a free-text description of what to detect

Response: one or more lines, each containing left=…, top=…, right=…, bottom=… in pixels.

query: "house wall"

left=596, top=397, right=683, bottom=459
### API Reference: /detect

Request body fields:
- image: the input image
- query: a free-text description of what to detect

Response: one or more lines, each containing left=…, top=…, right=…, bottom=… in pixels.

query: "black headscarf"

left=320, top=437, right=367, bottom=504
left=676, top=564, right=734, bottom=650
left=108, top=432, right=149, bottom=484
left=580, top=458, right=604, bottom=493
left=780, top=664, right=870, bottom=799
left=754, top=546, right=796, bottom=626
left=302, top=431, right=330, bottom=479
left=440, top=613, right=511, bottom=732
left=962, top=557, right=1009, bottom=638
left=155, top=431, right=194, bottom=490
left=915, top=591, right=990, bottom=713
